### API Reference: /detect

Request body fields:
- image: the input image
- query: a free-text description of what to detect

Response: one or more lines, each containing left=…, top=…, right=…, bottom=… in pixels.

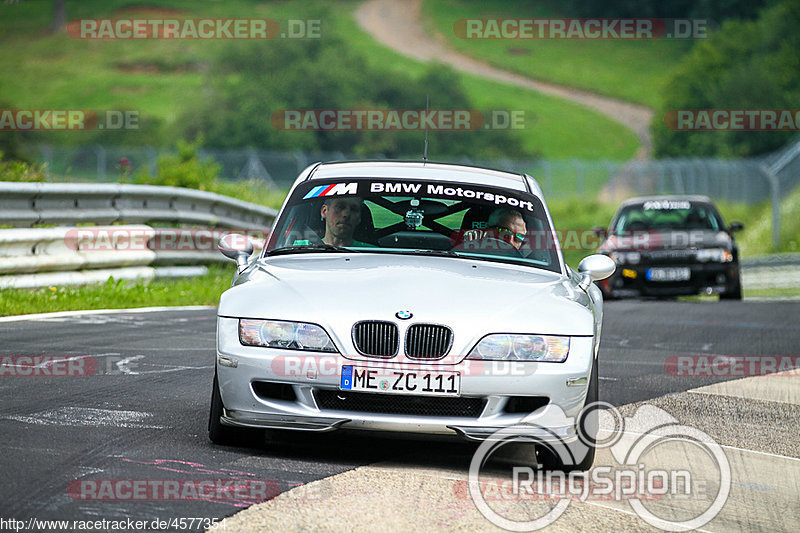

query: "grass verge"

left=422, top=0, right=692, bottom=109
left=340, top=4, right=639, bottom=159
left=679, top=286, right=800, bottom=301
left=0, top=0, right=639, bottom=160
left=0, top=264, right=235, bottom=317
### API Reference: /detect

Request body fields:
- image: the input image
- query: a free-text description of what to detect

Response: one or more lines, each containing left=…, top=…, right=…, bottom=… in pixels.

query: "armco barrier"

left=0, top=225, right=249, bottom=288
left=0, top=181, right=276, bottom=288
left=0, top=182, right=277, bottom=228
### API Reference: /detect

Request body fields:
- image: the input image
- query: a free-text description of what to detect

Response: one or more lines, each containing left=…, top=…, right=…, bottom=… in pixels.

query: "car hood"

left=218, top=253, right=595, bottom=344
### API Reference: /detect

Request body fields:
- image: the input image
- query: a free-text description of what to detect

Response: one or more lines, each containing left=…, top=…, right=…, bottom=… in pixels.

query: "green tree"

left=653, top=0, right=800, bottom=157
left=182, top=21, right=527, bottom=159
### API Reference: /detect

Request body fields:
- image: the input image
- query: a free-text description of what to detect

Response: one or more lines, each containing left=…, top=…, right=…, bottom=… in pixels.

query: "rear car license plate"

left=340, top=366, right=460, bottom=397
left=646, top=267, right=691, bottom=282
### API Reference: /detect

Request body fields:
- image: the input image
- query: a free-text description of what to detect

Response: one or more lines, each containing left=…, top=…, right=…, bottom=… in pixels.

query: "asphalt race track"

left=0, top=301, right=798, bottom=528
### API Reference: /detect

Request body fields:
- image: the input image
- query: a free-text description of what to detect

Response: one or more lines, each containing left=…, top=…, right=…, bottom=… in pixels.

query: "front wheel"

left=720, top=280, right=742, bottom=300
left=537, top=359, right=598, bottom=472
left=208, top=373, right=263, bottom=446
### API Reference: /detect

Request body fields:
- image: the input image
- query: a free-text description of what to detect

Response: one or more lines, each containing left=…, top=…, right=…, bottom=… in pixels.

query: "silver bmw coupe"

left=210, top=161, right=615, bottom=469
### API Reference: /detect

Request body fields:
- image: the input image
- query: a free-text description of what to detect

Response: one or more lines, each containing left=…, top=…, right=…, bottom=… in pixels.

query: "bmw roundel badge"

left=395, top=310, right=413, bottom=320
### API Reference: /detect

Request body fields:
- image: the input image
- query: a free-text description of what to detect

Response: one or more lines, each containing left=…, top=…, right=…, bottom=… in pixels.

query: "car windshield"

left=265, top=178, right=561, bottom=273
left=612, top=200, right=723, bottom=233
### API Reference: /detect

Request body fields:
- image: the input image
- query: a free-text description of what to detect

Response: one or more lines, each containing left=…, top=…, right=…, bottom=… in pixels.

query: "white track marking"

left=115, top=355, right=145, bottom=375
left=114, top=354, right=212, bottom=375
left=603, top=424, right=800, bottom=462
left=687, top=388, right=800, bottom=407
left=6, top=407, right=166, bottom=429
left=0, top=305, right=215, bottom=323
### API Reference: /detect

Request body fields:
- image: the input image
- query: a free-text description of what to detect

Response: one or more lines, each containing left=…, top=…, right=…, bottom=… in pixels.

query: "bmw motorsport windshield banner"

left=299, top=179, right=541, bottom=213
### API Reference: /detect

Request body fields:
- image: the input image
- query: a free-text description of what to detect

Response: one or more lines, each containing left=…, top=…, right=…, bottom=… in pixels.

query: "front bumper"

left=604, top=261, right=740, bottom=297
left=215, top=317, right=595, bottom=443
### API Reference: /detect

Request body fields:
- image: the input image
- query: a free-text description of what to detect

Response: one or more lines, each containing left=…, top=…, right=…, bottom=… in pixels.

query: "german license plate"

left=646, top=267, right=691, bottom=282
left=340, top=366, right=460, bottom=397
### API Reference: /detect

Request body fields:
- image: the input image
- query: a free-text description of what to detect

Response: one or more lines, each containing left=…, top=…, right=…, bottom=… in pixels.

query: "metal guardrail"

left=0, top=226, right=230, bottom=274
left=0, top=181, right=276, bottom=289
left=0, top=182, right=278, bottom=229
left=0, top=225, right=250, bottom=289
left=741, top=253, right=800, bottom=268
left=740, top=253, right=800, bottom=291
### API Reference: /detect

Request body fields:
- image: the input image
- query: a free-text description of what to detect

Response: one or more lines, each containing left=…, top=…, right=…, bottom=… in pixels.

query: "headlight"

left=609, top=251, right=640, bottom=265
left=467, top=334, right=570, bottom=362
left=239, top=319, right=337, bottom=352
left=696, top=248, right=733, bottom=262
left=625, top=251, right=641, bottom=264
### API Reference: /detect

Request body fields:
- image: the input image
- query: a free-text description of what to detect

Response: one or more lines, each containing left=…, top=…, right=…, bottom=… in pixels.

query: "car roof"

left=307, top=160, right=532, bottom=193
left=620, top=194, right=713, bottom=207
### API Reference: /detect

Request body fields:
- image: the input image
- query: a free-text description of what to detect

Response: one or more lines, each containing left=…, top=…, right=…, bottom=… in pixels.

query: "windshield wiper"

left=266, top=243, right=359, bottom=256
left=405, top=249, right=461, bottom=257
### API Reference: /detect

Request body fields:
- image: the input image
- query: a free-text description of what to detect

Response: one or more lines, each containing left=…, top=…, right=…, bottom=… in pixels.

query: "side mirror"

left=729, top=221, right=744, bottom=232
left=219, top=233, right=254, bottom=272
left=592, top=226, right=607, bottom=239
left=577, top=254, right=616, bottom=291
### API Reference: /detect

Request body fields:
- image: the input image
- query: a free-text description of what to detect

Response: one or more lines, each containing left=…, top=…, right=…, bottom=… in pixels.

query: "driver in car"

left=463, top=207, right=527, bottom=250
left=321, top=197, right=372, bottom=247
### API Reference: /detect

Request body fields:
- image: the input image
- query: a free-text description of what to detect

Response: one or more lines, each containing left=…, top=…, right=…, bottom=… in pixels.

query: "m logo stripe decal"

left=303, top=185, right=326, bottom=199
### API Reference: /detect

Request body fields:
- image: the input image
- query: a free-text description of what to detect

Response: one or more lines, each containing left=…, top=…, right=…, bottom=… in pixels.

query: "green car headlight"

left=239, top=319, right=338, bottom=352
left=468, top=334, right=570, bottom=362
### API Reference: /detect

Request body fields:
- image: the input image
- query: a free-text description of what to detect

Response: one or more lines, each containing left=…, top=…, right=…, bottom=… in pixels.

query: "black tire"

left=208, top=373, right=263, bottom=446
left=720, top=281, right=742, bottom=300
left=537, top=359, right=598, bottom=472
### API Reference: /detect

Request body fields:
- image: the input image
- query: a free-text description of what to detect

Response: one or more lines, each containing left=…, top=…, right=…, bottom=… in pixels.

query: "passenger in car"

left=462, top=207, right=527, bottom=250
left=488, top=208, right=527, bottom=250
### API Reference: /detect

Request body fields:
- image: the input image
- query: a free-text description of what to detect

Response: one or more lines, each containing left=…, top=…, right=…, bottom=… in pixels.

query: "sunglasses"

left=496, top=227, right=526, bottom=243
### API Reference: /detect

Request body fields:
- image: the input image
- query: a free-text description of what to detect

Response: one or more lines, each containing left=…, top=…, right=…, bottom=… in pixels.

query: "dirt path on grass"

left=354, top=0, right=654, bottom=160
